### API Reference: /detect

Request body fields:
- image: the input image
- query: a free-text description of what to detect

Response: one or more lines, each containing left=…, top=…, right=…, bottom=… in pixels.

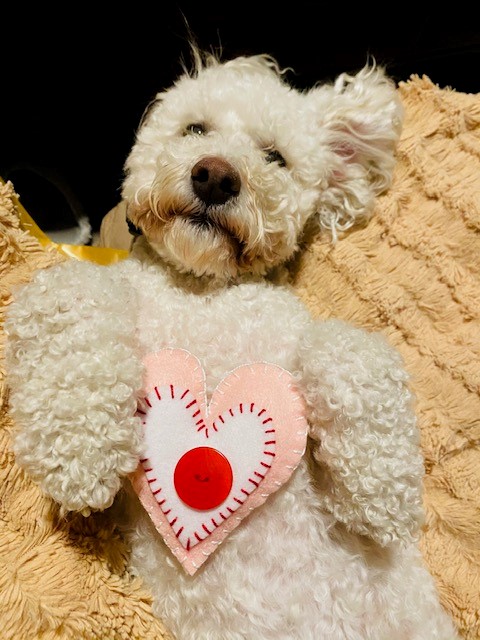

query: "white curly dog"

left=6, top=47, right=459, bottom=639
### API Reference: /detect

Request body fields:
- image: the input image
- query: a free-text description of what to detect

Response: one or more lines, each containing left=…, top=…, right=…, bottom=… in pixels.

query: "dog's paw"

left=298, top=319, right=424, bottom=545
left=47, top=472, right=123, bottom=516
left=14, top=413, right=143, bottom=515
left=39, top=449, right=140, bottom=515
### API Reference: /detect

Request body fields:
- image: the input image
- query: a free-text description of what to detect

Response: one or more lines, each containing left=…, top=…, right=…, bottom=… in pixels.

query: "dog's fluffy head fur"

left=122, top=47, right=403, bottom=279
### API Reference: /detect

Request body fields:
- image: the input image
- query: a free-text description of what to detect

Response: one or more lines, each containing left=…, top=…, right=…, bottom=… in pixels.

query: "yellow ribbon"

left=3, top=177, right=129, bottom=265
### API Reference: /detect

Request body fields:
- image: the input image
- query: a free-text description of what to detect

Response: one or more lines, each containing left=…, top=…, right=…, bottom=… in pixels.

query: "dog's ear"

left=306, top=64, right=403, bottom=239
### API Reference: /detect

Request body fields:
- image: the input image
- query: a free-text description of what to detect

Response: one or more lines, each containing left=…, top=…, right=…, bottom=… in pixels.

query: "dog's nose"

left=191, top=157, right=241, bottom=205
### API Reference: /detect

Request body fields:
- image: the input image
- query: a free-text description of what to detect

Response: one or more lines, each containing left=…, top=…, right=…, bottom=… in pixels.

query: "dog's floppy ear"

left=307, top=64, right=403, bottom=239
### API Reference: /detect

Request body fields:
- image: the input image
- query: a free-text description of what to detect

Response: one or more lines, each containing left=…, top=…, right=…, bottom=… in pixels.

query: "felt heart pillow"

left=130, top=349, right=308, bottom=575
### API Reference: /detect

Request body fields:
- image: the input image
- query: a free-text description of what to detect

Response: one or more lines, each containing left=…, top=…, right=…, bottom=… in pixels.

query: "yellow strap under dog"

left=2, top=177, right=129, bottom=265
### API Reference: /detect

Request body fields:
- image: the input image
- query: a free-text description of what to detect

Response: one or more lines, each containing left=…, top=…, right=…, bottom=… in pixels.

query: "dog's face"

left=123, top=50, right=403, bottom=279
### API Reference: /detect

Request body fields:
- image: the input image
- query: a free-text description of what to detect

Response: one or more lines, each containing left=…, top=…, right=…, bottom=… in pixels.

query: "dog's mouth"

left=182, top=208, right=249, bottom=264
left=188, top=211, right=217, bottom=231
left=130, top=196, right=256, bottom=274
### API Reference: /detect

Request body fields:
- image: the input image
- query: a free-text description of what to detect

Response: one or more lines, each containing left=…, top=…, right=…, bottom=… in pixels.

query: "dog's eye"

left=265, top=149, right=286, bottom=167
left=184, top=123, right=206, bottom=136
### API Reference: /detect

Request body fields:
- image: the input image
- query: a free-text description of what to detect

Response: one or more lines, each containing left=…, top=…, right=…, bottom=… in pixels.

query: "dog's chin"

left=149, top=217, right=244, bottom=279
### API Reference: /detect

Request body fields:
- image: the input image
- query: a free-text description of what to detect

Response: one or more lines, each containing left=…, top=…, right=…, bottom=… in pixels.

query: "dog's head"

left=122, top=47, right=403, bottom=279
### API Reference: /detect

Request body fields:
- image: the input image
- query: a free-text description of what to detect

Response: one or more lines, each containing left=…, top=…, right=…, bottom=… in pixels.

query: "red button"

left=174, top=447, right=233, bottom=511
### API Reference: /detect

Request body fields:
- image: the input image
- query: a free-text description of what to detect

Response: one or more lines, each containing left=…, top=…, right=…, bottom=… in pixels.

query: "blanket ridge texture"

left=294, top=75, right=480, bottom=640
left=1, top=74, right=479, bottom=639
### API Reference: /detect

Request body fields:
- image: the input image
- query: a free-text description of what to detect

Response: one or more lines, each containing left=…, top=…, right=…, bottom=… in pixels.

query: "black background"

left=1, top=3, right=479, bottom=234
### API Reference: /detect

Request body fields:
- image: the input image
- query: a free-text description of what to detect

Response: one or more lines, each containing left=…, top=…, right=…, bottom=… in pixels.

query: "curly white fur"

left=6, top=260, right=144, bottom=514
left=5, top=46, right=459, bottom=639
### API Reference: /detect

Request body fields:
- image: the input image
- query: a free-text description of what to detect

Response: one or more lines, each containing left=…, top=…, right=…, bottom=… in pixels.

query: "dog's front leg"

left=297, top=318, right=425, bottom=545
left=5, top=260, right=143, bottom=515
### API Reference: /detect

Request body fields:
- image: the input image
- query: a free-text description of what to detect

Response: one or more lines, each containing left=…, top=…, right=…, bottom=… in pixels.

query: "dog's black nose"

left=191, top=157, right=241, bottom=205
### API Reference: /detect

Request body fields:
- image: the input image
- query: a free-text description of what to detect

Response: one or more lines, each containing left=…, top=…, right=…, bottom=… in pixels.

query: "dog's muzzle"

left=191, top=157, right=241, bottom=206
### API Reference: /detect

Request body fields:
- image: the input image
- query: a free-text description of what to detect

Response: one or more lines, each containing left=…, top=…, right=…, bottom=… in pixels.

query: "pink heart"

left=130, top=349, right=308, bottom=575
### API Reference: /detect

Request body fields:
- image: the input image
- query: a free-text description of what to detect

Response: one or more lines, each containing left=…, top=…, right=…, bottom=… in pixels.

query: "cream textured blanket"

left=1, top=74, right=479, bottom=639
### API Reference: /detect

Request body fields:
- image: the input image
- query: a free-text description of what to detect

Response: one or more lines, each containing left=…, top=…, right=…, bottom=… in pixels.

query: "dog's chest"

left=132, top=272, right=310, bottom=386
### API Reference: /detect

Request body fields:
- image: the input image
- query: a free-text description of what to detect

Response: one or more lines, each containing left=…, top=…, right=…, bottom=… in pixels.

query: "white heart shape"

left=130, top=349, right=308, bottom=575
